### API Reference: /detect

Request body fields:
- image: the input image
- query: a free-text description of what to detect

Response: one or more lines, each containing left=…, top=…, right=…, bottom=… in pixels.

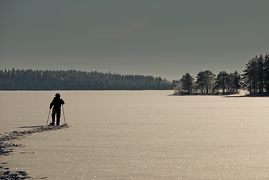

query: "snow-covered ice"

left=1, top=90, right=269, bottom=179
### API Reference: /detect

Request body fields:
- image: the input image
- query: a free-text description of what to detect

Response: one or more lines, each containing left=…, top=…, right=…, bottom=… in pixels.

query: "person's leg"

left=51, top=109, right=56, bottom=125
left=56, top=109, right=61, bottom=126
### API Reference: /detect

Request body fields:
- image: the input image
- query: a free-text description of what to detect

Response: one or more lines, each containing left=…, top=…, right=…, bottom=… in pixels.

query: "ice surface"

left=1, top=90, right=269, bottom=179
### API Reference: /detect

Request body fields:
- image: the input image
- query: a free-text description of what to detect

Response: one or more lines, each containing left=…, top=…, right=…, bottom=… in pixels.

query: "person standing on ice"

left=49, top=93, right=65, bottom=126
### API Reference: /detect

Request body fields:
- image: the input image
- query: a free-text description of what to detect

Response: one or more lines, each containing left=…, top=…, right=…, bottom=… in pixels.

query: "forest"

left=0, top=69, right=173, bottom=90
left=175, top=54, right=269, bottom=95
left=1, top=54, right=268, bottom=93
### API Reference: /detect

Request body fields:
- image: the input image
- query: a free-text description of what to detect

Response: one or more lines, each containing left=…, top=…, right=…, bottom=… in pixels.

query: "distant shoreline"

left=0, top=69, right=174, bottom=90
left=172, top=91, right=269, bottom=97
left=0, top=89, right=174, bottom=91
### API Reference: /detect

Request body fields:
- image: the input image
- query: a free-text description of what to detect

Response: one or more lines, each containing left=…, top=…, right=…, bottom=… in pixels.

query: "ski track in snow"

left=0, top=124, right=69, bottom=179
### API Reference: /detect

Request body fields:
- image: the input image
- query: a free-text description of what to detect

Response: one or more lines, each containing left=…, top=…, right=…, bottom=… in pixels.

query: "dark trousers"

left=52, top=108, right=61, bottom=125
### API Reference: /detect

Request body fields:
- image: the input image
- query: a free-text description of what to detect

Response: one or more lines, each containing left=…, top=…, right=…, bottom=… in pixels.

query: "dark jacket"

left=50, top=97, right=65, bottom=109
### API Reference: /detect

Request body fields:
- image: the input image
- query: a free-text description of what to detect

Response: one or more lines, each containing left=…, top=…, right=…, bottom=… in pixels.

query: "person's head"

left=55, top=93, right=61, bottom=98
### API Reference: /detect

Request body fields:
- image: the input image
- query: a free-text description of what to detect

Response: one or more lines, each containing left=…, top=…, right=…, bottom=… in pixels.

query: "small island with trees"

left=174, top=54, right=269, bottom=96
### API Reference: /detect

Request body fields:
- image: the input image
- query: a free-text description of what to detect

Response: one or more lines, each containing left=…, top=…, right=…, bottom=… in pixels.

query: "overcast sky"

left=0, top=0, right=268, bottom=80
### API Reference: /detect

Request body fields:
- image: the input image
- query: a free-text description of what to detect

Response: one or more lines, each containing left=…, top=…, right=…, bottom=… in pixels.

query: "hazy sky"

left=1, top=0, right=268, bottom=80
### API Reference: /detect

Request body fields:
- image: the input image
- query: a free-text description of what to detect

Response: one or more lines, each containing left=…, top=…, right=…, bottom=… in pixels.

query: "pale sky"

left=0, top=0, right=268, bottom=80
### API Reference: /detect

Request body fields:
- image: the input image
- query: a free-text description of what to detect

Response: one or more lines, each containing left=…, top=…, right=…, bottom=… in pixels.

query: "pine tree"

left=264, top=54, right=269, bottom=93
left=215, top=71, right=229, bottom=94
left=180, top=73, right=194, bottom=94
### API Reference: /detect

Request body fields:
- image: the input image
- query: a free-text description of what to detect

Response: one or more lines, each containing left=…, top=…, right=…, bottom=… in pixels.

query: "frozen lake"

left=1, top=90, right=269, bottom=179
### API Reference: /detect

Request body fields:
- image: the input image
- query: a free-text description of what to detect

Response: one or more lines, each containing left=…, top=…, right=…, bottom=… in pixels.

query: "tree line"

left=243, top=54, right=269, bottom=94
left=174, top=70, right=241, bottom=95
left=0, top=69, right=173, bottom=90
left=175, top=54, right=269, bottom=95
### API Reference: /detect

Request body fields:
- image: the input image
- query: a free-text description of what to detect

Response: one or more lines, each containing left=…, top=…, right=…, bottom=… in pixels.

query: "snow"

left=1, top=90, right=269, bottom=179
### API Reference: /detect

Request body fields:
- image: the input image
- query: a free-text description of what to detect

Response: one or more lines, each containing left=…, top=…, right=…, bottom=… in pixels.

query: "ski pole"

left=62, top=105, right=66, bottom=124
left=46, top=109, right=51, bottom=125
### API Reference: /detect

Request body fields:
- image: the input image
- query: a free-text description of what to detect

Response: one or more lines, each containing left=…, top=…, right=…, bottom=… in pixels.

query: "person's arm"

left=50, top=99, right=55, bottom=109
left=61, top=99, right=65, bottom=105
